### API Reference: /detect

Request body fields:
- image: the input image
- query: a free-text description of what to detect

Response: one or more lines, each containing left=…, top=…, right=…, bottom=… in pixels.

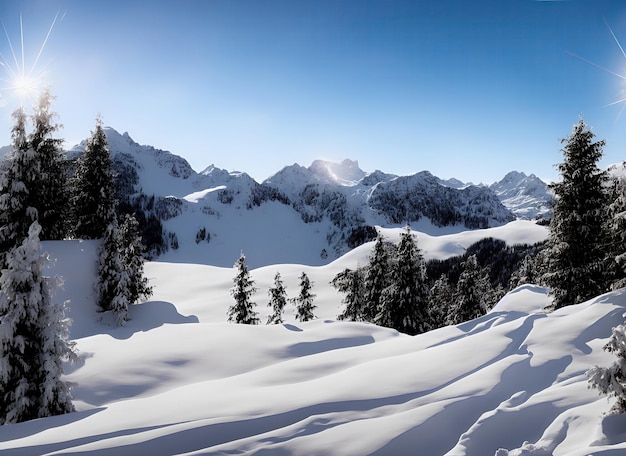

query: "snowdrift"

left=2, top=231, right=626, bottom=455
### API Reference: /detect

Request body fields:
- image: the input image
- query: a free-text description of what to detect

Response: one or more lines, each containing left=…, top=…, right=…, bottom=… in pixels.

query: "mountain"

left=3, top=222, right=626, bottom=454
left=489, top=171, right=552, bottom=221
left=66, top=128, right=536, bottom=267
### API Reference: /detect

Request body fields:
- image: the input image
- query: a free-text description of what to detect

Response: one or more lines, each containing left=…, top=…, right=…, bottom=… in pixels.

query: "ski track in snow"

left=2, top=225, right=626, bottom=455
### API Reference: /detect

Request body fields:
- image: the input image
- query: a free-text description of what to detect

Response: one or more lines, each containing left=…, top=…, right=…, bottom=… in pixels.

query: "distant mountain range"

left=3, top=128, right=553, bottom=266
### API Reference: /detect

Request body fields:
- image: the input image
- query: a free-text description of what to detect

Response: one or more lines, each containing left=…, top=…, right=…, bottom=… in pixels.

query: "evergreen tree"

left=96, top=216, right=130, bottom=325
left=588, top=323, right=626, bottom=414
left=267, top=272, right=287, bottom=325
left=228, top=253, right=259, bottom=324
left=428, top=274, right=454, bottom=330
left=73, top=117, right=116, bottom=239
left=28, top=89, right=68, bottom=240
left=119, top=213, right=152, bottom=304
left=448, top=255, right=489, bottom=325
left=543, top=118, right=608, bottom=309
left=363, top=232, right=391, bottom=322
left=332, top=267, right=365, bottom=321
left=0, top=222, right=75, bottom=424
left=294, top=272, right=316, bottom=322
left=0, top=108, right=39, bottom=261
left=376, top=225, right=428, bottom=335
left=605, top=176, right=626, bottom=290
left=509, top=254, right=537, bottom=289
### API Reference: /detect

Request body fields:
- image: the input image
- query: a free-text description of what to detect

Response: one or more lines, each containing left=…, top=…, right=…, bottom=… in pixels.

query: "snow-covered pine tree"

left=267, top=272, right=287, bottom=325
left=428, top=274, right=454, bottom=330
left=96, top=216, right=130, bottom=325
left=228, top=253, right=259, bottom=324
left=543, top=118, right=608, bottom=309
left=119, top=213, right=152, bottom=304
left=0, top=108, right=40, bottom=262
left=72, top=117, right=116, bottom=239
left=363, top=231, right=391, bottom=322
left=332, top=267, right=365, bottom=321
left=0, top=222, right=75, bottom=424
left=605, top=176, right=626, bottom=290
left=509, top=254, right=537, bottom=289
left=588, top=322, right=626, bottom=414
left=376, top=225, right=428, bottom=335
left=447, top=254, right=489, bottom=325
left=28, top=89, right=68, bottom=240
left=293, top=272, right=316, bottom=322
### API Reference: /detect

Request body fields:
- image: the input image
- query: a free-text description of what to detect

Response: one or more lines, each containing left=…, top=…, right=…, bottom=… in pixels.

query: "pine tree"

left=0, top=108, right=39, bottom=261
left=543, top=118, right=608, bottom=309
left=605, top=176, right=626, bottom=290
left=73, top=117, right=116, bottom=239
left=363, top=232, right=391, bottom=322
left=228, top=253, right=259, bottom=324
left=332, top=267, right=365, bottom=321
left=96, top=216, right=130, bottom=325
left=428, top=274, right=454, bottom=330
left=119, top=214, right=152, bottom=304
left=294, top=272, right=316, bottom=322
left=448, top=255, right=489, bottom=325
left=0, top=222, right=75, bottom=424
left=28, top=89, right=68, bottom=240
left=267, top=272, right=287, bottom=325
left=376, top=225, right=428, bottom=335
left=588, top=323, right=626, bottom=414
left=509, top=254, right=537, bottom=289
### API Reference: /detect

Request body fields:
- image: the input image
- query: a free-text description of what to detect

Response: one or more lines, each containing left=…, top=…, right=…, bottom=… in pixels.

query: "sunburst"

left=0, top=11, right=60, bottom=106
left=568, top=19, right=626, bottom=120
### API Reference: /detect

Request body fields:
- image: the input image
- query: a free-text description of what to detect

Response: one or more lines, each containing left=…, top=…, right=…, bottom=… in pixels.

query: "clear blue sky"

left=1, top=0, right=626, bottom=184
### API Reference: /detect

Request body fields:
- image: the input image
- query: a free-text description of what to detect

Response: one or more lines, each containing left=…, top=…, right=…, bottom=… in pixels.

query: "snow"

left=1, top=220, right=624, bottom=455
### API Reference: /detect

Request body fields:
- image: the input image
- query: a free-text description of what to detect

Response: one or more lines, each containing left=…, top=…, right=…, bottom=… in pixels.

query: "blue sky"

left=1, top=0, right=626, bottom=184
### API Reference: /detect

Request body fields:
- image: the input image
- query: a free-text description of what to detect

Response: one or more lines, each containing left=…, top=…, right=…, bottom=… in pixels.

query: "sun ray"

left=29, top=11, right=58, bottom=79
left=566, top=50, right=626, bottom=81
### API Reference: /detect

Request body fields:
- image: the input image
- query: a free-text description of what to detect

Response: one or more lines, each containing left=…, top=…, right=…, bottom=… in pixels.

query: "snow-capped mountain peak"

left=309, top=159, right=366, bottom=186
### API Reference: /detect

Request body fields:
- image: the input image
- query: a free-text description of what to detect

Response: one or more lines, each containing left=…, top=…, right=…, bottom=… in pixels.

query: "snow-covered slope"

left=1, top=223, right=624, bottom=455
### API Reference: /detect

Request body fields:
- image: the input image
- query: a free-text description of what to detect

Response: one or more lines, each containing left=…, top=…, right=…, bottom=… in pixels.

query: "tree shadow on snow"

left=97, top=300, right=199, bottom=340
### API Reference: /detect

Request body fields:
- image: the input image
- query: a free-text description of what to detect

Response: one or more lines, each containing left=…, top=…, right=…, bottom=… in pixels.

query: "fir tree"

left=73, top=117, right=116, bottom=239
left=428, top=274, right=454, bottom=330
left=332, top=267, right=365, bottom=321
left=363, top=232, right=391, bottom=322
left=605, top=176, right=626, bottom=290
left=447, top=255, right=489, bottom=325
left=0, top=222, right=75, bottom=424
left=0, top=107, right=39, bottom=261
left=543, top=118, right=608, bottom=309
left=228, top=253, right=259, bottom=324
left=588, top=323, right=626, bottom=414
left=509, top=254, right=537, bottom=289
left=294, top=272, right=316, bottom=322
left=28, top=89, right=68, bottom=240
left=96, top=216, right=130, bottom=325
left=119, top=214, right=152, bottom=304
left=376, top=225, right=428, bottom=335
left=267, top=272, right=287, bottom=325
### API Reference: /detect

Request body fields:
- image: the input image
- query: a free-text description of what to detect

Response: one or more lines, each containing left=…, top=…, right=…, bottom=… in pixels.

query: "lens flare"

left=0, top=11, right=59, bottom=106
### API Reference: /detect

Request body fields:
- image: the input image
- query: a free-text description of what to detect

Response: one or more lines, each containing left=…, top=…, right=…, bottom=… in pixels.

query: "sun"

left=0, top=11, right=59, bottom=106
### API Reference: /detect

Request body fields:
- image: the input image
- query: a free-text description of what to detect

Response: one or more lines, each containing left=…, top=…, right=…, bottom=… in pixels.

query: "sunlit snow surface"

left=2, top=224, right=626, bottom=455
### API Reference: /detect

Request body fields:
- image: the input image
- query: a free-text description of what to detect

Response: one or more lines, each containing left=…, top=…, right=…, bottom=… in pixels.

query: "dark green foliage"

left=228, top=254, right=259, bottom=324
left=119, top=214, right=152, bottom=304
left=543, top=119, right=608, bottom=309
left=294, top=272, right=316, bottom=322
left=267, top=272, right=288, bottom=324
left=332, top=268, right=366, bottom=321
left=73, top=118, right=116, bottom=239
left=363, top=232, right=392, bottom=322
left=604, top=176, right=626, bottom=290
left=447, top=255, right=490, bottom=325
left=28, top=90, right=69, bottom=240
left=376, top=226, right=429, bottom=335
left=428, top=275, right=453, bottom=330
left=346, top=225, right=378, bottom=249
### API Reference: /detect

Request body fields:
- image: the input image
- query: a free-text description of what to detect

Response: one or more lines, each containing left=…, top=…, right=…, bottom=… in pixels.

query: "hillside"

left=4, top=223, right=626, bottom=455
left=64, top=128, right=551, bottom=268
